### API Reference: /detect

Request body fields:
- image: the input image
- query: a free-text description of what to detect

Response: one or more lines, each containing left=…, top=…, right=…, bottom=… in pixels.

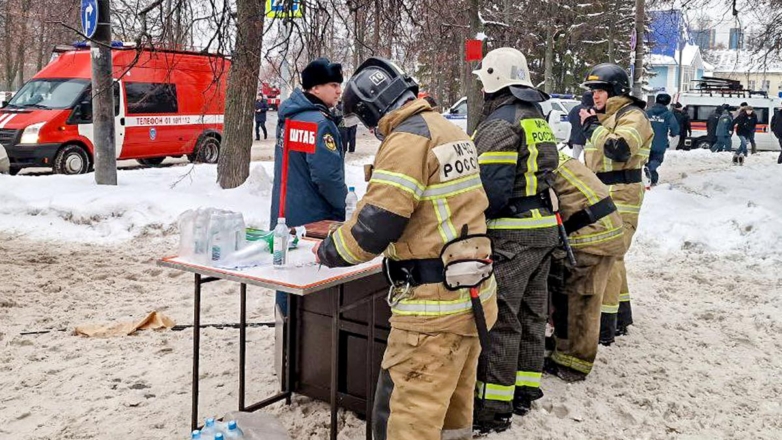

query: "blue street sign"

left=81, top=0, right=98, bottom=38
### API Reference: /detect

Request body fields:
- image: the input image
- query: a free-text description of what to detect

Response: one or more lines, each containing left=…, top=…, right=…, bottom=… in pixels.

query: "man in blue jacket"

left=270, top=58, right=347, bottom=317
left=270, top=57, right=347, bottom=229
left=645, top=93, right=679, bottom=186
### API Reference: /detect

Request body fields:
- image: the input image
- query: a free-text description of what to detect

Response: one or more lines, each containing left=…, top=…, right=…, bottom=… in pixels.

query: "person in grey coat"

left=711, top=104, right=733, bottom=152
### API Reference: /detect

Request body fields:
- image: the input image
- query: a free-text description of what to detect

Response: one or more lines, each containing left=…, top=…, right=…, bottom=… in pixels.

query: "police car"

left=442, top=95, right=580, bottom=140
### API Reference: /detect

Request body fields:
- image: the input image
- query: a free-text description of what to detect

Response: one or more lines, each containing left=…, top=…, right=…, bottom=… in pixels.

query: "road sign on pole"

left=266, top=0, right=303, bottom=18
left=81, top=0, right=98, bottom=38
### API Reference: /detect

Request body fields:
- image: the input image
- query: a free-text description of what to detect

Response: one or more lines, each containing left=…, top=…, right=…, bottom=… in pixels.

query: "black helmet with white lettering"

left=342, top=57, right=419, bottom=129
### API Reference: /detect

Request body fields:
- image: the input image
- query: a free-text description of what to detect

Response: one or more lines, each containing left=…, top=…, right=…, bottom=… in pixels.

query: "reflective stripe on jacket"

left=553, top=152, right=624, bottom=256
left=317, top=99, right=497, bottom=336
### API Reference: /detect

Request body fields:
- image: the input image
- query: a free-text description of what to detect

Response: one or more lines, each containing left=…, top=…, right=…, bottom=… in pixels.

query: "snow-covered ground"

left=1, top=150, right=781, bottom=439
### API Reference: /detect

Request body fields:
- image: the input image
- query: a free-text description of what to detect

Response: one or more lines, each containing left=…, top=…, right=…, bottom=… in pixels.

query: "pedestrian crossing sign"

left=266, top=0, right=303, bottom=18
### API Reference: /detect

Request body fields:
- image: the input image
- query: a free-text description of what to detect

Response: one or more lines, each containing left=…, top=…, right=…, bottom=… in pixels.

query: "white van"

left=677, top=79, right=782, bottom=151
left=442, top=95, right=579, bottom=141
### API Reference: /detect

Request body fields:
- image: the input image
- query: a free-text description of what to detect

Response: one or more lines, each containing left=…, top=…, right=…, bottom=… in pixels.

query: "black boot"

left=512, top=388, right=544, bottom=416
left=473, top=404, right=512, bottom=434
left=600, top=313, right=616, bottom=346
left=543, top=359, right=587, bottom=383
left=617, top=301, right=633, bottom=337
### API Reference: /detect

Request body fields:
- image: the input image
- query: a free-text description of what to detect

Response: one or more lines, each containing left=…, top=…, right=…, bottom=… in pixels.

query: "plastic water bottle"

left=201, top=417, right=220, bottom=439
left=208, top=213, right=227, bottom=264
left=345, top=186, right=358, bottom=220
left=273, top=217, right=290, bottom=268
left=214, top=433, right=225, bottom=440
left=191, top=430, right=202, bottom=439
left=224, top=420, right=244, bottom=439
left=178, top=210, right=196, bottom=259
left=193, top=209, right=212, bottom=264
left=232, top=213, right=247, bottom=252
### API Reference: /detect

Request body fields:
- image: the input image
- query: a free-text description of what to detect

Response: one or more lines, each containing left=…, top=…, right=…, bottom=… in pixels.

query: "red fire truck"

left=0, top=43, right=230, bottom=175
left=261, top=82, right=281, bottom=110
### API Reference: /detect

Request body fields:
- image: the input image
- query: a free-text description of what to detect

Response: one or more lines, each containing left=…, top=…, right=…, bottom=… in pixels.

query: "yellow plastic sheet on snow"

left=75, top=311, right=175, bottom=337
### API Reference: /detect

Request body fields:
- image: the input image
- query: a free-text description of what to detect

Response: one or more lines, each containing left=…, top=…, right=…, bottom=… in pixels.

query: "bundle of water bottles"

left=190, top=417, right=244, bottom=439
left=178, top=208, right=306, bottom=269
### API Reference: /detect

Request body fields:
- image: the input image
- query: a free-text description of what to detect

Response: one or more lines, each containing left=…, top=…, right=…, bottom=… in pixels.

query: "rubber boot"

left=617, top=301, right=633, bottom=337
left=473, top=402, right=512, bottom=434
left=543, top=358, right=587, bottom=383
left=512, top=388, right=544, bottom=416
left=599, top=313, right=616, bottom=346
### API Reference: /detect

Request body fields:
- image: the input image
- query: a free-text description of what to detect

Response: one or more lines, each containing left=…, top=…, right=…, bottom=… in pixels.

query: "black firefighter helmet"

left=582, top=63, right=632, bottom=97
left=342, top=57, right=419, bottom=129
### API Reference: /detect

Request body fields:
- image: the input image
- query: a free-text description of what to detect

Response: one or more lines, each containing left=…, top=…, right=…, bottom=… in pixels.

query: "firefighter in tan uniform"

left=579, top=63, right=654, bottom=344
left=471, top=48, right=560, bottom=433
left=546, top=151, right=625, bottom=382
left=315, top=57, right=497, bottom=440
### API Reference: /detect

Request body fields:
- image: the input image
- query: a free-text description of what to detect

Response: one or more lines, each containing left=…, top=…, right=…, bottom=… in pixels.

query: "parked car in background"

left=442, top=94, right=579, bottom=141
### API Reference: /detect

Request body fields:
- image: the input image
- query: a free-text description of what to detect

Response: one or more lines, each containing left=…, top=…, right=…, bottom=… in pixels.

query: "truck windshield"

left=7, top=79, right=89, bottom=110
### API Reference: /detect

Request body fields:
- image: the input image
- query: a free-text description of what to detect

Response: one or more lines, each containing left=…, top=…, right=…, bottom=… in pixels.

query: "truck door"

left=73, top=82, right=126, bottom=158
left=122, top=82, right=179, bottom=158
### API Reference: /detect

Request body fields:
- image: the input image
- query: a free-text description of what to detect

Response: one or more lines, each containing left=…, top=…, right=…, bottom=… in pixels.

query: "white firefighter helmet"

left=472, top=48, right=534, bottom=93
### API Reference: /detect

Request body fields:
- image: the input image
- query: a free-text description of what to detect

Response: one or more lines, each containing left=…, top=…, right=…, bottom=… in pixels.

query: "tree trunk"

left=607, top=2, right=616, bottom=64
left=466, top=0, right=482, bottom=135
left=217, top=0, right=264, bottom=189
left=631, top=0, right=644, bottom=98
left=544, top=20, right=554, bottom=94
left=373, top=0, right=380, bottom=54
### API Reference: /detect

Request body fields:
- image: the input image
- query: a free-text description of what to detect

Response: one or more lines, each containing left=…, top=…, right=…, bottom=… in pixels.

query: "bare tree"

left=217, top=0, right=264, bottom=189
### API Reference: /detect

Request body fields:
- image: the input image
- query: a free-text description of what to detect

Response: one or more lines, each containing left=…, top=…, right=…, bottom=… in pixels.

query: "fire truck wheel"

left=137, top=157, right=166, bottom=167
left=191, top=135, right=220, bottom=164
left=53, top=144, right=91, bottom=175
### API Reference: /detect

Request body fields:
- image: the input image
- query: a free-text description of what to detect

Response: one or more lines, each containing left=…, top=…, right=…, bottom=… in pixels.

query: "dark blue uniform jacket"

left=270, top=89, right=346, bottom=228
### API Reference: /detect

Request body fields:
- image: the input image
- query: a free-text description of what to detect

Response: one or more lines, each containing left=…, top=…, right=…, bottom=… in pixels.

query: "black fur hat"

left=302, top=58, right=344, bottom=90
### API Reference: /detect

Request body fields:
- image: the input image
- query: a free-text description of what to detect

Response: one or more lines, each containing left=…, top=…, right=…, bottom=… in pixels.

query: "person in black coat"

left=567, top=91, right=593, bottom=159
left=254, top=94, right=269, bottom=140
left=673, top=103, right=691, bottom=150
left=733, top=106, right=758, bottom=155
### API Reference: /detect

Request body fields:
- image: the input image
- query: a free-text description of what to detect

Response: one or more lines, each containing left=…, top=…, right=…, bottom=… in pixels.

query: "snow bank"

left=0, top=162, right=370, bottom=243
left=636, top=150, right=782, bottom=259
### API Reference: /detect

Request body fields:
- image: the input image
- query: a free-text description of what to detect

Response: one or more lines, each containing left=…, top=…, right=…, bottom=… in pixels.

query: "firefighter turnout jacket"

left=317, top=99, right=497, bottom=336
left=473, top=93, right=560, bottom=245
left=583, top=95, right=654, bottom=227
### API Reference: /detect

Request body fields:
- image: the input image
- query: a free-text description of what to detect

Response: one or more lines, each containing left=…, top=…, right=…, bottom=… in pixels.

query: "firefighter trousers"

left=602, top=222, right=637, bottom=339
left=551, top=253, right=616, bottom=374
left=476, top=244, right=553, bottom=413
left=373, top=328, right=480, bottom=440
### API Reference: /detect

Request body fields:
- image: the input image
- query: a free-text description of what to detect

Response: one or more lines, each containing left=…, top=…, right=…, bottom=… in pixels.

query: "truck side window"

left=125, top=82, right=178, bottom=114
